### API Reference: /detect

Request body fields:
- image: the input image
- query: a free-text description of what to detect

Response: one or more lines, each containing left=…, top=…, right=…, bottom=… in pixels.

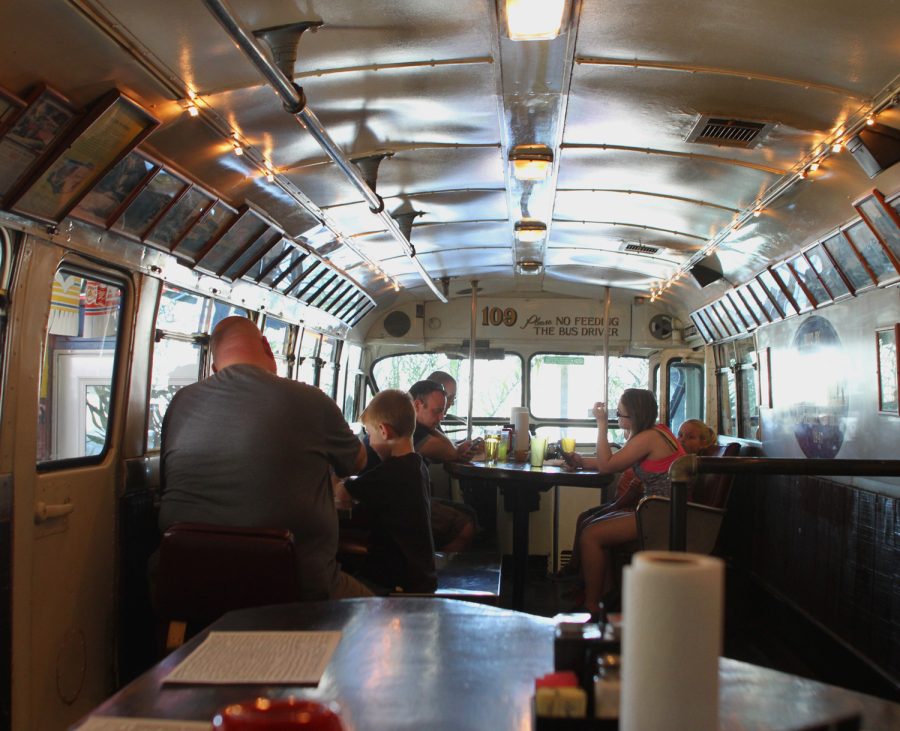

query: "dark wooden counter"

left=71, top=598, right=899, bottom=731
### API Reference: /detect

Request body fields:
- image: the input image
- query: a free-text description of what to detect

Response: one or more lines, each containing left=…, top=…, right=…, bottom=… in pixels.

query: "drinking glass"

left=530, top=436, right=548, bottom=467
left=497, top=439, right=509, bottom=462
left=484, top=434, right=500, bottom=462
left=560, top=437, right=576, bottom=454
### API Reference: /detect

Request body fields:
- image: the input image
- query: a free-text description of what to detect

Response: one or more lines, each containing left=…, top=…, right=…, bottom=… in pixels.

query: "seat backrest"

left=636, top=497, right=726, bottom=553
left=156, top=522, right=301, bottom=627
left=691, top=442, right=740, bottom=508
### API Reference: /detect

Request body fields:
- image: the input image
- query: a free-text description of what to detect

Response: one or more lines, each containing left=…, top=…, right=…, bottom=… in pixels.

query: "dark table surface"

left=445, top=459, right=609, bottom=488
left=72, top=598, right=899, bottom=731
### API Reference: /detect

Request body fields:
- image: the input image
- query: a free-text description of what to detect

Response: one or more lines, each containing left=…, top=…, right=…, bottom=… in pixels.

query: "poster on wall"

left=0, top=85, right=76, bottom=201
left=8, top=90, right=158, bottom=224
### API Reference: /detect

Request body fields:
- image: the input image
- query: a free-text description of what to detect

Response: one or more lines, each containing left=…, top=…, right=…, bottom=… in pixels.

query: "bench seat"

left=392, top=550, right=502, bottom=605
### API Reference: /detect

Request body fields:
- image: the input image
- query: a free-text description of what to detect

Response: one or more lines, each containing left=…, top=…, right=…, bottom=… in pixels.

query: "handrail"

left=666, top=456, right=900, bottom=552
left=202, top=0, right=448, bottom=304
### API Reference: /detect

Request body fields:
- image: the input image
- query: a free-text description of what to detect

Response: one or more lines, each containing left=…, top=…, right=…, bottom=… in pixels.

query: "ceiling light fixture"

left=506, top=0, right=568, bottom=41
left=510, top=144, right=554, bottom=180
left=516, top=259, right=543, bottom=275
left=514, top=220, right=547, bottom=243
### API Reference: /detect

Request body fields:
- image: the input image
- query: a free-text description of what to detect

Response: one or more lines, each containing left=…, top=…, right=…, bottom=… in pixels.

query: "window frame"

left=527, top=350, right=649, bottom=429
left=876, top=325, right=900, bottom=416
left=37, top=265, right=129, bottom=471
left=145, top=284, right=250, bottom=451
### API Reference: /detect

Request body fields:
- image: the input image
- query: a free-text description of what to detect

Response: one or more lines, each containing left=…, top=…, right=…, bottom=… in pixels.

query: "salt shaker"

left=593, top=653, right=621, bottom=720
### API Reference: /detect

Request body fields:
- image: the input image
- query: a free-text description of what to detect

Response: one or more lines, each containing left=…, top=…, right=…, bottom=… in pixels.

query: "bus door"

left=2, top=239, right=132, bottom=731
left=651, top=349, right=706, bottom=434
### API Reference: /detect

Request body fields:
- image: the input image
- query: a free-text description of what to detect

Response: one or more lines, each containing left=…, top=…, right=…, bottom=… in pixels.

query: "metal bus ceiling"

left=0, top=0, right=899, bottom=320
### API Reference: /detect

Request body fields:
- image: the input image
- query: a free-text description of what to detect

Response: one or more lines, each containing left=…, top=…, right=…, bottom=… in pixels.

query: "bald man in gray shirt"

left=160, top=316, right=371, bottom=600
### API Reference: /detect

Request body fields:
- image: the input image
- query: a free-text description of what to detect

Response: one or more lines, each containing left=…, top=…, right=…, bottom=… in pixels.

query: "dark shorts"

left=431, top=498, right=477, bottom=550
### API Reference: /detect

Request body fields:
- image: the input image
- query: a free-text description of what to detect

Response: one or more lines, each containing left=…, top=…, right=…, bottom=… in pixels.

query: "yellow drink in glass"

left=497, top=440, right=509, bottom=462
left=560, top=437, right=576, bottom=454
left=530, top=437, right=548, bottom=467
left=484, top=435, right=500, bottom=462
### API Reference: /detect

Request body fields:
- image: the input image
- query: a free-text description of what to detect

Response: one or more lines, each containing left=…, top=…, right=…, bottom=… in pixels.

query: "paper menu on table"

left=75, top=719, right=208, bottom=731
left=163, top=631, right=342, bottom=685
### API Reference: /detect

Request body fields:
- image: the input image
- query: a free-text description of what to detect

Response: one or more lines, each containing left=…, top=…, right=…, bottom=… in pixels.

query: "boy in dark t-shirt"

left=344, top=390, right=437, bottom=593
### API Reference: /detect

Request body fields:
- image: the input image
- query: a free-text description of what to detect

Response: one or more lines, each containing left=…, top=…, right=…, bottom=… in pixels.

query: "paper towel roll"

left=620, top=551, right=723, bottom=731
left=511, top=407, right=530, bottom=451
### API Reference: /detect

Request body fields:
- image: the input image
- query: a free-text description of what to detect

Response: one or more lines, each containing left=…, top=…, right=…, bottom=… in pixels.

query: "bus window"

left=735, top=338, right=759, bottom=439
left=319, top=336, right=337, bottom=398
left=0, top=229, right=13, bottom=401
left=666, top=359, right=704, bottom=434
left=652, top=363, right=660, bottom=411
left=371, top=352, right=523, bottom=428
left=147, top=284, right=249, bottom=450
left=529, top=353, right=648, bottom=422
left=337, top=343, right=361, bottom=417
left=715, top=344, right=738, bottom=437
left=262, top=315, right=295, bottom=378
left=37, top=269, right=124, bottom=464
left=297, top=329, right=321, bottom=384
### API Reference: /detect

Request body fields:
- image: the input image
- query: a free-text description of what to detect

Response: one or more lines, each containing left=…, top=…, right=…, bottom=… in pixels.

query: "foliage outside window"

left=297, top=329, right=320, bottom=384
left=371, top=352, right=523, bottom=424
left=877, top=326, right=898, bottom=413
left=38, top=270, right=124, bottom=464
left=147, top=284, right=249, bottom=450
left=147, top=339, right=201, bottom=450
left=319, top=336, right=337, bottom=398
left=529, top=354, right=648, bottom=421
left=338, top=343, right=362, bottom=418
left=262, top=316, right=294, bottom=379
left=667, top=359, right=704, bottom=435
left=717, top=368, right=737, bottom=437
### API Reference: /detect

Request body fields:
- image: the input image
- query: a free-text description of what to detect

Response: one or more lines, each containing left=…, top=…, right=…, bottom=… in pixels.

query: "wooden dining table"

left=70, top=598, right=899, bottom=731
left=444, top=460, right=612, bottom=609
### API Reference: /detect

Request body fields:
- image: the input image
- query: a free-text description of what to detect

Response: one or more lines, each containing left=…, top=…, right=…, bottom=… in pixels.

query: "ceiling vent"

left=624, top=243, right=659, bottom=255
left=686, top=115, right=774, bottom=149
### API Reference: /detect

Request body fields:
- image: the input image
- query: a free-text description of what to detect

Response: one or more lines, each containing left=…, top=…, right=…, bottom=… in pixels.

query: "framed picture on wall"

left=855, top=190, right=900, bottom=267
left=9, top=90, right=158, bottom=224
left=0, top=85, right=76, bottom=201
left=876, top=325, right=899, bottom=415
left=0, top=86, right=26, bottom=132
left=71, top=151, right=157, bottom=227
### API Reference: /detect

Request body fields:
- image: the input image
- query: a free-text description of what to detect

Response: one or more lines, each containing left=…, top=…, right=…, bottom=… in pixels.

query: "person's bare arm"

left=418, top=429, right=472, bottom=463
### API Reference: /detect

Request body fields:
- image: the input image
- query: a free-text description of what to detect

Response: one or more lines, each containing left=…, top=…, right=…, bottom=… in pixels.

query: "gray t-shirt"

left=159, top=364, right=361, bottom=600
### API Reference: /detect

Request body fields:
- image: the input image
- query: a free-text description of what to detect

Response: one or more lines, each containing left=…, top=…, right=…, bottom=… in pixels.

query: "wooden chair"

left=155, top=522, right=301, bottom=651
